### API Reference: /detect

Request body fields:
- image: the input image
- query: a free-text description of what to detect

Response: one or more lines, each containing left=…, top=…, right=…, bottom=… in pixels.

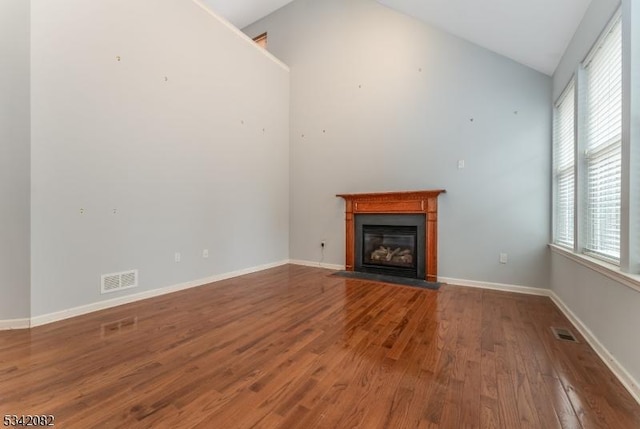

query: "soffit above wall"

left=377, top=0, right=593, bottom=75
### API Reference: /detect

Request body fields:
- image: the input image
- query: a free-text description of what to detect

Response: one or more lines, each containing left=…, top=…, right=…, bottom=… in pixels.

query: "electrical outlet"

left=175, top=252, right=181, bottom=263
left=457, top=160, right=465, bottom=169
left=202, top=249, right=209, bottom=258
left=499, top=253, right=508, bottom=264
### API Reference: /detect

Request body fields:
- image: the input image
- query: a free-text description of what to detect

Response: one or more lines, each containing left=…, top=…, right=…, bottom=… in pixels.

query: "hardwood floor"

left=1, top=264, right=639, bottom=428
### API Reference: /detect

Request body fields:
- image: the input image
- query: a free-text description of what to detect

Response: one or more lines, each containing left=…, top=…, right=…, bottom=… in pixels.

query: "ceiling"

left=202, top=0, right=296, bottom=30
left=377, top=0, right=592, bottom=75
left=204, top=0, right=592, bottom=76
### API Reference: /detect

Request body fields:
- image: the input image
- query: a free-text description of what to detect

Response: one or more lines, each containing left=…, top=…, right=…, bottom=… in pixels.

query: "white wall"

left=245, top=0, right=552, bottom=288
left=30, top=0, right=290, bottom=317
left=550, top=0, right=640, bottom=391
left=0, top=0, right=31, bottom=321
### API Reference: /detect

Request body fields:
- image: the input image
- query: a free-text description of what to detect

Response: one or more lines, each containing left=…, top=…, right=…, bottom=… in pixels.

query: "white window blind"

left=583, top=17, right=622, bottom=263
left=553, top=81, right=575, bottom=248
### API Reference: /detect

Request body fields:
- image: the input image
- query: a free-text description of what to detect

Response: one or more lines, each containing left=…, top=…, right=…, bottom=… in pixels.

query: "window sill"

left=549, top=244, right=640, bottom=293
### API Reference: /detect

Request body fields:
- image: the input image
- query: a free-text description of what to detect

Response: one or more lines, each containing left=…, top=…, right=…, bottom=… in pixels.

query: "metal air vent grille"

left=101, top=270, right=138, bottom=294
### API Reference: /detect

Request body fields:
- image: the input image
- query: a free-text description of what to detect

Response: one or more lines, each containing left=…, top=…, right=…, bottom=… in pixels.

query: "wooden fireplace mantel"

left=337, top=190, right=446, bottom=282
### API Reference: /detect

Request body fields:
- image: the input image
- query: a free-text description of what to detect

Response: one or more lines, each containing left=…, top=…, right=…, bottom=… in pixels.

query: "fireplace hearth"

left=337, top=190, right=445, bottom=282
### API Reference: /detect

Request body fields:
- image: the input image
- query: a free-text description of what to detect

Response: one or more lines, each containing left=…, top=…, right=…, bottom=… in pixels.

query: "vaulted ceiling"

left=202, top=0, right=296, bottom=30
left=377, top=0, right=592, bottom=75
left=203, top=0, right=593, bottom=76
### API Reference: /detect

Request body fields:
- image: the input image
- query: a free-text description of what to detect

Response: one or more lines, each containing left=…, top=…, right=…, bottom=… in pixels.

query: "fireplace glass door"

left=362, top=225, right=417, bottom=272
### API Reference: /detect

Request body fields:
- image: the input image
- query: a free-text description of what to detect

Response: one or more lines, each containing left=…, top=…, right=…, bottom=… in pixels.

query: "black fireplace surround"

left=354, top=214, right=426, bottom=279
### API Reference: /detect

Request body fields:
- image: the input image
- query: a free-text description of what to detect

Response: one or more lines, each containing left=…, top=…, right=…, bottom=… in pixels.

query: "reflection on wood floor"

left=1, top=264, right=639, bottom=428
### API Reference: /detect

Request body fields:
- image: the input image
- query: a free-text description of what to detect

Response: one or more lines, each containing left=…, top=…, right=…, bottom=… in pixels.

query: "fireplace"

left=337, top=190, right=445, bottom=282
left=355, top=214, right=425, bottom=279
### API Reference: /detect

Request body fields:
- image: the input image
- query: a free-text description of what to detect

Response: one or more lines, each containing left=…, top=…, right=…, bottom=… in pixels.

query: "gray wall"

left=0, top=0, right=31, bottom=321
left=553, top=0, right=620, bottom=100
left=551, top=0, right=640, bottom=390
left=245, top=0, right=552, bottom=288
left=30, top=0, right=290, bottom=317
left=551, top=252, right=640, bottom=390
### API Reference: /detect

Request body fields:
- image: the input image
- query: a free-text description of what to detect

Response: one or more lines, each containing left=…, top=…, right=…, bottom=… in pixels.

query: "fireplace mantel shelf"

left=337, top=190, right=446, bottom=282
left=336, top=189, right=445, bottom=200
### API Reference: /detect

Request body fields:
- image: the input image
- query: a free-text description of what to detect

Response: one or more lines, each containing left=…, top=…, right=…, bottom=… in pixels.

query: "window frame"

left=581, top=15, right=623, bottom=264
left=550, top=5, right=640, bottom=289
left=252, top=32, right=268, bottom=49
left=552, top=79, right=576, bottom=250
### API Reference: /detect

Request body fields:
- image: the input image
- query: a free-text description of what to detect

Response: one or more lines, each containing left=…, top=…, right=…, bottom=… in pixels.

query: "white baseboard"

left=441, top=276, right=640, bottom=405
left=7, top=262, right=640, bottom=406
left=548, top=291, right=640, bottom=405
left=439, top=276, right=550, bottom=296
left=0, top=318, right=30, bottom=330
left=29, top=260, right=289, bottom=328
left=288, top=259, right=345, bottom=271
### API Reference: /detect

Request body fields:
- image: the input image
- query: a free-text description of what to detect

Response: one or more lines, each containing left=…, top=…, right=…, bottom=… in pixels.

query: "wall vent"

left=551, top=327, right=578, bottom=343
left=101, top=270, right=138, bottom=294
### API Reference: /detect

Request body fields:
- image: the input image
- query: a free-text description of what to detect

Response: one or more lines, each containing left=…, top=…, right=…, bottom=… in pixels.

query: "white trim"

left=554, top=76, right=576, bottom=107
left=7, top=261, right=640, bottom=406
left=288, top=259, right=345, bottom=271
left=550, top=244, right=640, bottom=293
left=191, top=0, right=290, bottom=72
left=441, top=275, right=640, bottom=405
left=30, top=260, right=289, bottom=328
left=582, top=8, right=622, bottom=67
left=0, top=318, right=30, bottom=330
left=438, top=276, right=550, bottom=296
left=549, top=291, right=640, bottom=404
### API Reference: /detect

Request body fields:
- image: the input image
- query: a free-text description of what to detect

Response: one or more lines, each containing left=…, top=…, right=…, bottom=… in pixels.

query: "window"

left=253, top=32, right=267, bottom=49
left=553, top=81, right=575, bottom=249
left=552, top=12, right=625, bottom=267
left=583, top=17, right=622, bottom=263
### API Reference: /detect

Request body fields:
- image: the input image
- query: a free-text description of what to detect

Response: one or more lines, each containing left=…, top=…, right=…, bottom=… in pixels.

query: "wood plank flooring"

left=1, top=264, right=639, bottom=428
